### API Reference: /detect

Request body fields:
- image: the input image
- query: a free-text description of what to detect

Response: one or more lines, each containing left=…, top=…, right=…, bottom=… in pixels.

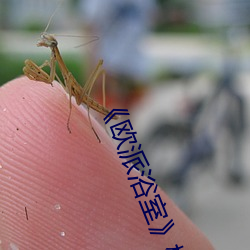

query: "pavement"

left=192, top=172, right=250, bottom=249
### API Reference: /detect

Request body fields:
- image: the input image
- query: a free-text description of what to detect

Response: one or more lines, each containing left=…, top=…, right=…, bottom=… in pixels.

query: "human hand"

left=0, top=77, right=214, bottom=249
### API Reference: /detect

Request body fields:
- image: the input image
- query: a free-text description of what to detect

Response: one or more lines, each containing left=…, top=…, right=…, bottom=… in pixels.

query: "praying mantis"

left=23, top=31, right=118, bottom=143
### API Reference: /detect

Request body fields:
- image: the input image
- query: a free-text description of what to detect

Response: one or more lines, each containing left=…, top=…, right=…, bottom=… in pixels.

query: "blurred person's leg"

left=227, top=88, right=245, bottom=184
left=168, top=133, right=214, bottom=186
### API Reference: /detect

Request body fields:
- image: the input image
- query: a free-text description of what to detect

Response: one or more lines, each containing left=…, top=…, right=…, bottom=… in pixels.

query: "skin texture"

left=0, top=77, right=214, bottom=250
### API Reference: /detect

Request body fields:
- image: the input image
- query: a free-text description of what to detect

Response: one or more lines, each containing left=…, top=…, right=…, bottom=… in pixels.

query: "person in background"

left=168, top=59, right=245, bottom=187
left=77, top=0, right=157, bottom=109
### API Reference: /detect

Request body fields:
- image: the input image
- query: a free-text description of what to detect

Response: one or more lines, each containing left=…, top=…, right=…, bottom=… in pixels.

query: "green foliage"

left=0, top=53, right=24, bottom=86
left=154, top=23, right=202, bottom=33
left=23, top=21, right=44, bottom=32
left=0, top=53, right=86, bottom=87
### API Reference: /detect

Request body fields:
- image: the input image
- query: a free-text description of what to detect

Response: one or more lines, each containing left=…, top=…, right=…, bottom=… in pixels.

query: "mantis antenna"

left=43, top=0, right=99, bottom=48
left=44, top=0, right=63, bottom=33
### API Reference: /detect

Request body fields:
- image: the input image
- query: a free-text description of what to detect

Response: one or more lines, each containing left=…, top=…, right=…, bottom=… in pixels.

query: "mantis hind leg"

left=65, top=72, right=100, bottom=142
left=65, top=73, right=74, bottom=134
left=82, top=60, right=106, bottom=143
left=66, top=72, right=101, bottom=141
left=85, top=71, right=104, bottom=143
left=87, top=106, right=101, bottom=143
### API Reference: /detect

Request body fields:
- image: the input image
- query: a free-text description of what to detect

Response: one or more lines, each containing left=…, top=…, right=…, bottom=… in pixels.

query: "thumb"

left=0, top=77, right=214, bottom=249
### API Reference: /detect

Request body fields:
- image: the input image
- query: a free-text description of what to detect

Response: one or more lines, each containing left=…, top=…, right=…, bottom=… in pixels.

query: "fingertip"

left=0, top=77, right=214, bottom=249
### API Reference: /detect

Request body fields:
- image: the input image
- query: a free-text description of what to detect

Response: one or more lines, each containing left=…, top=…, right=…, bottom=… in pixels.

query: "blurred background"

left=1, top=0, right=250, bottom=248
